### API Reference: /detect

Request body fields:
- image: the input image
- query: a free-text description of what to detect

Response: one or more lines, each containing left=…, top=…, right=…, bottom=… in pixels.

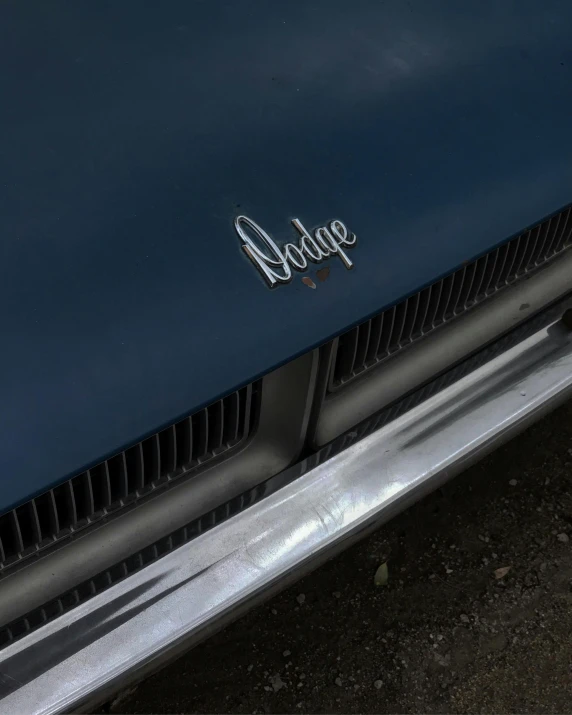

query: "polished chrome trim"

left=235, top=215, right=357, bottom=287
left=313, top=248, right=572, bottom=445
left=2, top=311, right=572, bottom=714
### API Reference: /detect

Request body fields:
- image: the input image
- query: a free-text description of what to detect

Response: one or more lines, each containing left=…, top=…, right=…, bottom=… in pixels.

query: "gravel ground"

left=105, top=398, right=572, bottom=714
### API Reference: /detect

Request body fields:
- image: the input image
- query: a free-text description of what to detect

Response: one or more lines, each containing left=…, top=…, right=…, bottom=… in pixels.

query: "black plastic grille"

left=0, top=382, right=259, bottom=572
left=331, top=207, right=572, bottom=389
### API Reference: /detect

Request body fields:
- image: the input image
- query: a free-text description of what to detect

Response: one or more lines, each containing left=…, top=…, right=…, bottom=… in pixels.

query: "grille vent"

left=0, top=382, right=260, bottom=573
left=331, top=207, right=572, bottom=389
left=0, top=481, right=267, bottom=651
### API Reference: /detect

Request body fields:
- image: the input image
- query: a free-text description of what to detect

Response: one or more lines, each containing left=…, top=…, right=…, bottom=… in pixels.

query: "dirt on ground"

left=104, top=399, right=572, bottom=714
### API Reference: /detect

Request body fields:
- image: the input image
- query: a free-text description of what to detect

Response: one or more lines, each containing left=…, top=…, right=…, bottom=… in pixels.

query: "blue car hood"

left=1, top=0, right=572, bottom=511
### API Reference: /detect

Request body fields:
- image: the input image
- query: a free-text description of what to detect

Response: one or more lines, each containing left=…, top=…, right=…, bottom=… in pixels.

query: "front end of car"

left=1, top=2, right=571, bottom=712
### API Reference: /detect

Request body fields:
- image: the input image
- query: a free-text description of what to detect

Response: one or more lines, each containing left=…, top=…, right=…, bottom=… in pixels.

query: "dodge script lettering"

left=234, top=215, right=357, bottom=288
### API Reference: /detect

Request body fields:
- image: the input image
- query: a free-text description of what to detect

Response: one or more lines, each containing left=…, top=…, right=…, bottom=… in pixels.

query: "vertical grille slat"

left=452, top=267, right=469, bottom=315
left=12, top=504, right=36, bottom=552
left=488, top=242, right=510, bottom=291
left=107, top=453, right=129, bottom=503
left=560, top=209, right=572, bottom=249
left=458, top=262, right=477, bottom=310
left=389, top=301, right=408, bottom=351
left=238, top=384, right=253, bottom=440
left=142, top=435, right=161, bottom=485
left=334, top=328, right=359, bottom=383
left=84, top=473, right=95, bottom=518
left=207, top=400, right=225, bottom=453
left=175, top=417, right=193, bottom=469
left=101, top=462, right=112, bottom=508
left=424, top=281, right=443, bottom=330
left=401, top=292, right=421, bottom=345
left=412, top=287, right=431, bottom=338
left=154, top=433, right=163, bottom=480
left=0, top=515, right=16, bottom=561
left=0, top=381, right=259, bottom=569
left=235, top=389, right=245, bottom=444
left=223, top=390, right=240, bottom=444
left=126, top=443, right=145, bottom=492
left=500, top=236, right=521, bottom=284
left=119, top=453, right=130, bottom=500
left=10, top=512, right=24, bottom=555
left=353, top=321, right=371, bottom=374
left=89, top=463, right=112, bottom=513
left=33, top=492, right=59, bottom=543
left=28, top=501, right=42, bottom=545
left=446, top=267, right=465, bottom=316
left=365, top=313, right=384, bottom=364
left=329, top=206, right=572, bottom=389
left=158, top=426, right=177, bottom=476
left=379, top=306, right=396, bottom=356
left=468, top=255, right=489, bottom=303
left=553, top=208, right=571, bottom=253
left=47, top=490, right=60, bottom=535
left=513, top=231, right=531, bottom=276
left=536, top=219, right=553, bottom=266
left=194, top=409, right=210, bottom=461
left=543, top=212, right=562, bottom=258
left=63, top=481, right=78, bottom=529
left=434, top=274, right=455, bottom=325
left=480, top=248, right=499, bottom=296
left=169, top=424, right=178, bottom=471
left=520, top=226, right=540, bottom=273
left=518, top=230, right=532, bottom=267
left=70, top=473, right=94, bottom=522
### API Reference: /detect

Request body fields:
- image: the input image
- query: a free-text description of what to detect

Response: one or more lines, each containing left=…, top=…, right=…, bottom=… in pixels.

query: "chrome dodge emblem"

left=234, top=215, right=357, bottom=288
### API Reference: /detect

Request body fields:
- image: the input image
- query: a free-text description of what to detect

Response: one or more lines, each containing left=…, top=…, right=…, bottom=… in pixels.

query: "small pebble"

left=270, top=674, right=286, bottom=692
left=557, top=533, right=570, bottom=543
left=296, top=594, right=306, bottom=605
left=509, top=479, right=518, bottom=486
left=283, top=650, right=291, bottom=657
left=333, top=591, right=341, bottom=599
left=374, top=680, right=383, bottom=689
left=335, top=677, right=343, bottom=687
left=460, top=614, right=470, bottom=623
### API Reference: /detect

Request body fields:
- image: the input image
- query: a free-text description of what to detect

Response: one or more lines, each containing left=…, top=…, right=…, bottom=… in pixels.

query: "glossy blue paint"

left=0, top=0, right=571, bottom=512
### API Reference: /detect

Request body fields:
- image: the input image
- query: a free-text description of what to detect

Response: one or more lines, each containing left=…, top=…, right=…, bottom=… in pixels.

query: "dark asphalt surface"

left=105, top=398, right=572, bottom=714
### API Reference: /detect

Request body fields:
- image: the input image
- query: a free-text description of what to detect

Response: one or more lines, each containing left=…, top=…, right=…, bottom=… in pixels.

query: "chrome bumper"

left=2, top=307, right=572, bottom=714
